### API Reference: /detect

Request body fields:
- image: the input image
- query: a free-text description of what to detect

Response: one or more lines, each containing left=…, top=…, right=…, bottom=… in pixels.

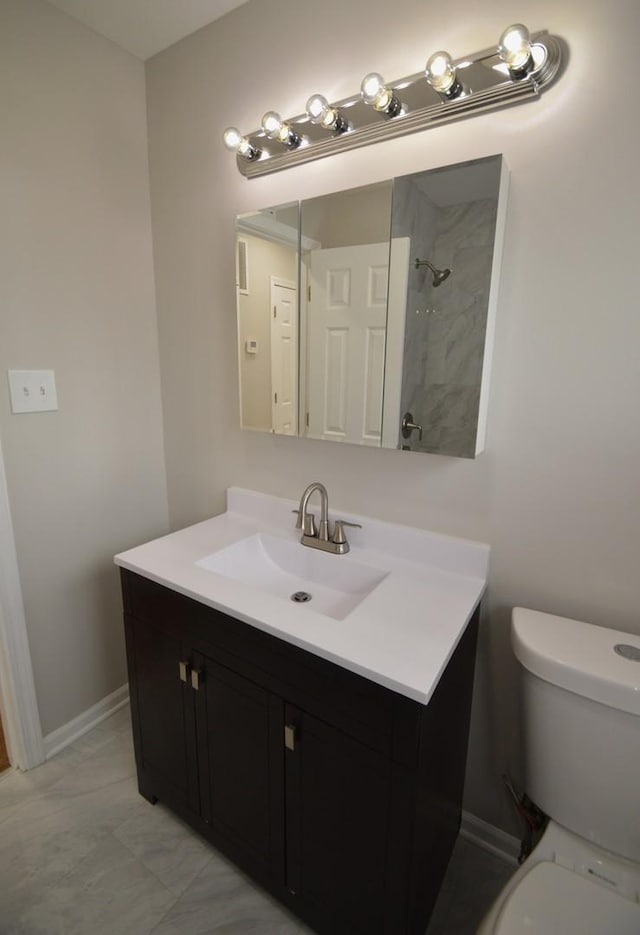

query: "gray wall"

left=237, top=233, right=297, bottom=430
left=0, top=0, right=169, bottom=735
left=301, top=184, right=393, bottom=248
left=146, top=0, right=640, bottom=835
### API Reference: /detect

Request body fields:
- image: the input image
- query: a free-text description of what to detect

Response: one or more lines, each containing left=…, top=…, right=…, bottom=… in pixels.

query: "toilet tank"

left=512, top=608, right=640, bottom=863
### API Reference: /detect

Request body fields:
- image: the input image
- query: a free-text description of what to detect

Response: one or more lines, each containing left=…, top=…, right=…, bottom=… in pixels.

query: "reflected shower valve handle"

left=401, top=412, right=423, bottom=441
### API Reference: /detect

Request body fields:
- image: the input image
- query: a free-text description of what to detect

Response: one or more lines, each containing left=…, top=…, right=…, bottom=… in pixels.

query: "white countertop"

left=114, top=487, right=489, bottom=705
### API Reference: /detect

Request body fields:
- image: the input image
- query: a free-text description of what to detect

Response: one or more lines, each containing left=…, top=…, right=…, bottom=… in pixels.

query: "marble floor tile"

left=8, top=835, right=175, bottom=935
left=99, top=705, right=134, bottom=734
left=0, top=706, right=514, bottom=934
left=149, top=921, right=183, bottom=935
left=113, top=802, right=213, bottom=896
left=62, top=721, right=124, bottom=759
left=0, top=745, right=86, bottom=813
left=426, top=837, right=515, bottom=935
left=44, top=737, right=135, bottom=802
left=156, top=850, right=305, bottom=935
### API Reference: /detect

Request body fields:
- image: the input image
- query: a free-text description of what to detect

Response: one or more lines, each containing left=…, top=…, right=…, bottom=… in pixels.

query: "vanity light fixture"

left=225, top=23, right=564, bottom=178
left=222, top=126, right=261, bottom=161
left=261, top=111, right=302, bottom=148
left=424, top=51, right=463, bottom=99
left=360, top=73, right=402, bottom=117
left=305, top=94, right=349, bottom=133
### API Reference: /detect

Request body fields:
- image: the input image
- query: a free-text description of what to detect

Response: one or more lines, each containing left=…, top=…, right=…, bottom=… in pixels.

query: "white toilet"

left=478, top=607, right=640, bottom=934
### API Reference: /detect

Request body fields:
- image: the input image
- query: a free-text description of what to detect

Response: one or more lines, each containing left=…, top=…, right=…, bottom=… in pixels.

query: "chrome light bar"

left=223, top=26, right=563, bottom=179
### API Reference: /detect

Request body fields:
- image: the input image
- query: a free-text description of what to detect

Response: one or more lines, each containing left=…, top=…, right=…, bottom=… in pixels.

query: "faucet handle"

left=332, top=520, right=362, bottom=546
left=292, top=508, right=317, bottom=536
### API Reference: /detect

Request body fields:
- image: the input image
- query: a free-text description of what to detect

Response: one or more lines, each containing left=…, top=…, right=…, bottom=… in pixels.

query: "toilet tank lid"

left=512, top=608, right=640, bottom=716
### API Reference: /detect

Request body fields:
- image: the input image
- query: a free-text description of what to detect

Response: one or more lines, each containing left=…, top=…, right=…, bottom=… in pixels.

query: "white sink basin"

left=196, top=532, right=387, bottom=621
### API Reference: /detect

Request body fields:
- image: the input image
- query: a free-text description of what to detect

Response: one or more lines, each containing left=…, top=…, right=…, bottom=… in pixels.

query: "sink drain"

left=614, top=643, right=640, bottom=662
left=291, top=590, right=312, bottom=603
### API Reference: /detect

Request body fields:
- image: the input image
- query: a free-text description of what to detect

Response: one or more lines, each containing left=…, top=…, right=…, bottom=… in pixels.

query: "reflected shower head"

left=414, top=258, right=451, bottom=287
left=432, top=266, right=451, bottom=286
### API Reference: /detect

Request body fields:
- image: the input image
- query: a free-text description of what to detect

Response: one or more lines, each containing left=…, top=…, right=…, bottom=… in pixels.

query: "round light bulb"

left=261, top=110, right=300, bottom=147
left=360, top=72, right=386, bottom=105
left=306, top=94, right=330, bottom=123
left=361, top=72, right=400, bottom=116
left=306, top=94, right=347, bottom=133
left=222, top=126, right=259, bottom=160
left=498, top=23, right=533, bottom=72
left=261, top=111, right=284, bottom=139
left=222, top=126, right=243, bottom=151
left=425, top=51, right=457, bottom=94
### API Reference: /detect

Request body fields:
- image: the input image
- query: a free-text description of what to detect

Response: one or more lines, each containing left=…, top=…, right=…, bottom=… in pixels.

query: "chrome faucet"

left=294, top=482, right=361, bottom=555
left=297, top=482, right=330, bottom=541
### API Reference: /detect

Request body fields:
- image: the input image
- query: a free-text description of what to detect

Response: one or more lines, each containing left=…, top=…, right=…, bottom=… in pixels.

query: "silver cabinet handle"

left=191, top=668, right=203, bottom=691
left=178, top=660, right=189, bottom=683
left=284, top=723, right=297, bottom=752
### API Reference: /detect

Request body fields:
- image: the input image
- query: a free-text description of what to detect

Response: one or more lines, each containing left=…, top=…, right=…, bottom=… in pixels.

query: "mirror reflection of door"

left=236, top=204, right=299, bottom=434
left=300, top=181, right=394, bottom=447
left=270, top=278, right=297, bottom=435
left=306, top=242, right=388, bottom=445
left=304, top=240, right=410, bottom=446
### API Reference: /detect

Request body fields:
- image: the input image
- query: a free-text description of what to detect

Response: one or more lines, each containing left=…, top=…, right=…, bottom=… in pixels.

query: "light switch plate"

left=8, top=370, right=58, bottom=413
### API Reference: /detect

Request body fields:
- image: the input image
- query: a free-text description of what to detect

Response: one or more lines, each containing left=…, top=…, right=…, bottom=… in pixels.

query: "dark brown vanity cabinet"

left=121, top=569, right=479, bottom=935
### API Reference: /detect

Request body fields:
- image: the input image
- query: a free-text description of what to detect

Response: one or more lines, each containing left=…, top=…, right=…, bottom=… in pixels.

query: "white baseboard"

left=460, top=810, right=520, bottom=866
left=43, top=684, right=129, bottom=760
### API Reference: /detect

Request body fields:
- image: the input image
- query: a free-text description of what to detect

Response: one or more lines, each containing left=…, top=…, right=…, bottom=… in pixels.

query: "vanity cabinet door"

left=193, top=652, right=285, bottom=887
left=283, top=704, right=396, bottom=935
left=125, top=614, right=200, bottom=815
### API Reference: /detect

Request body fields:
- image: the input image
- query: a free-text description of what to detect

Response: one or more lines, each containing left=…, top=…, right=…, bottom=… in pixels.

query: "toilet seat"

left=494, top=860, right=640, bottom=934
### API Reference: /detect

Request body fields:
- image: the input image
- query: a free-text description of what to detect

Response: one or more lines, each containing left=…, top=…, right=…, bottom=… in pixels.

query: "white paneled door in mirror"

left=270, top=277, right=297, bottom=435
left=305, top=242, right=388, bottom=445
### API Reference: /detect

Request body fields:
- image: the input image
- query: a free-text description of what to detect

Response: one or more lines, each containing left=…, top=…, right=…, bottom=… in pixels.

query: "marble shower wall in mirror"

left=393, top=157, right=505, bottom=457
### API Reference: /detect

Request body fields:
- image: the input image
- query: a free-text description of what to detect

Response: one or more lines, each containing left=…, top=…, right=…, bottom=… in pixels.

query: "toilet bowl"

left=478, top=608, right=640, bottom=933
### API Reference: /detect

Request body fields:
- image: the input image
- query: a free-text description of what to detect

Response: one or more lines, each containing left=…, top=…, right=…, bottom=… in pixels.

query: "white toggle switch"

left=8, top=370, right=58, bottom=414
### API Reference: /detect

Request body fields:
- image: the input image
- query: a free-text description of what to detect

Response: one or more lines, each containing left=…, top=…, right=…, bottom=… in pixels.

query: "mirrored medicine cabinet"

left=235, top=154, right=509, bottom=458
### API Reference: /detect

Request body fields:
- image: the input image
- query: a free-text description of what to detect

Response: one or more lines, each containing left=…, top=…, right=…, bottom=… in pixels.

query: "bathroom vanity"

left=116, top=488, right=488, bottom=934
